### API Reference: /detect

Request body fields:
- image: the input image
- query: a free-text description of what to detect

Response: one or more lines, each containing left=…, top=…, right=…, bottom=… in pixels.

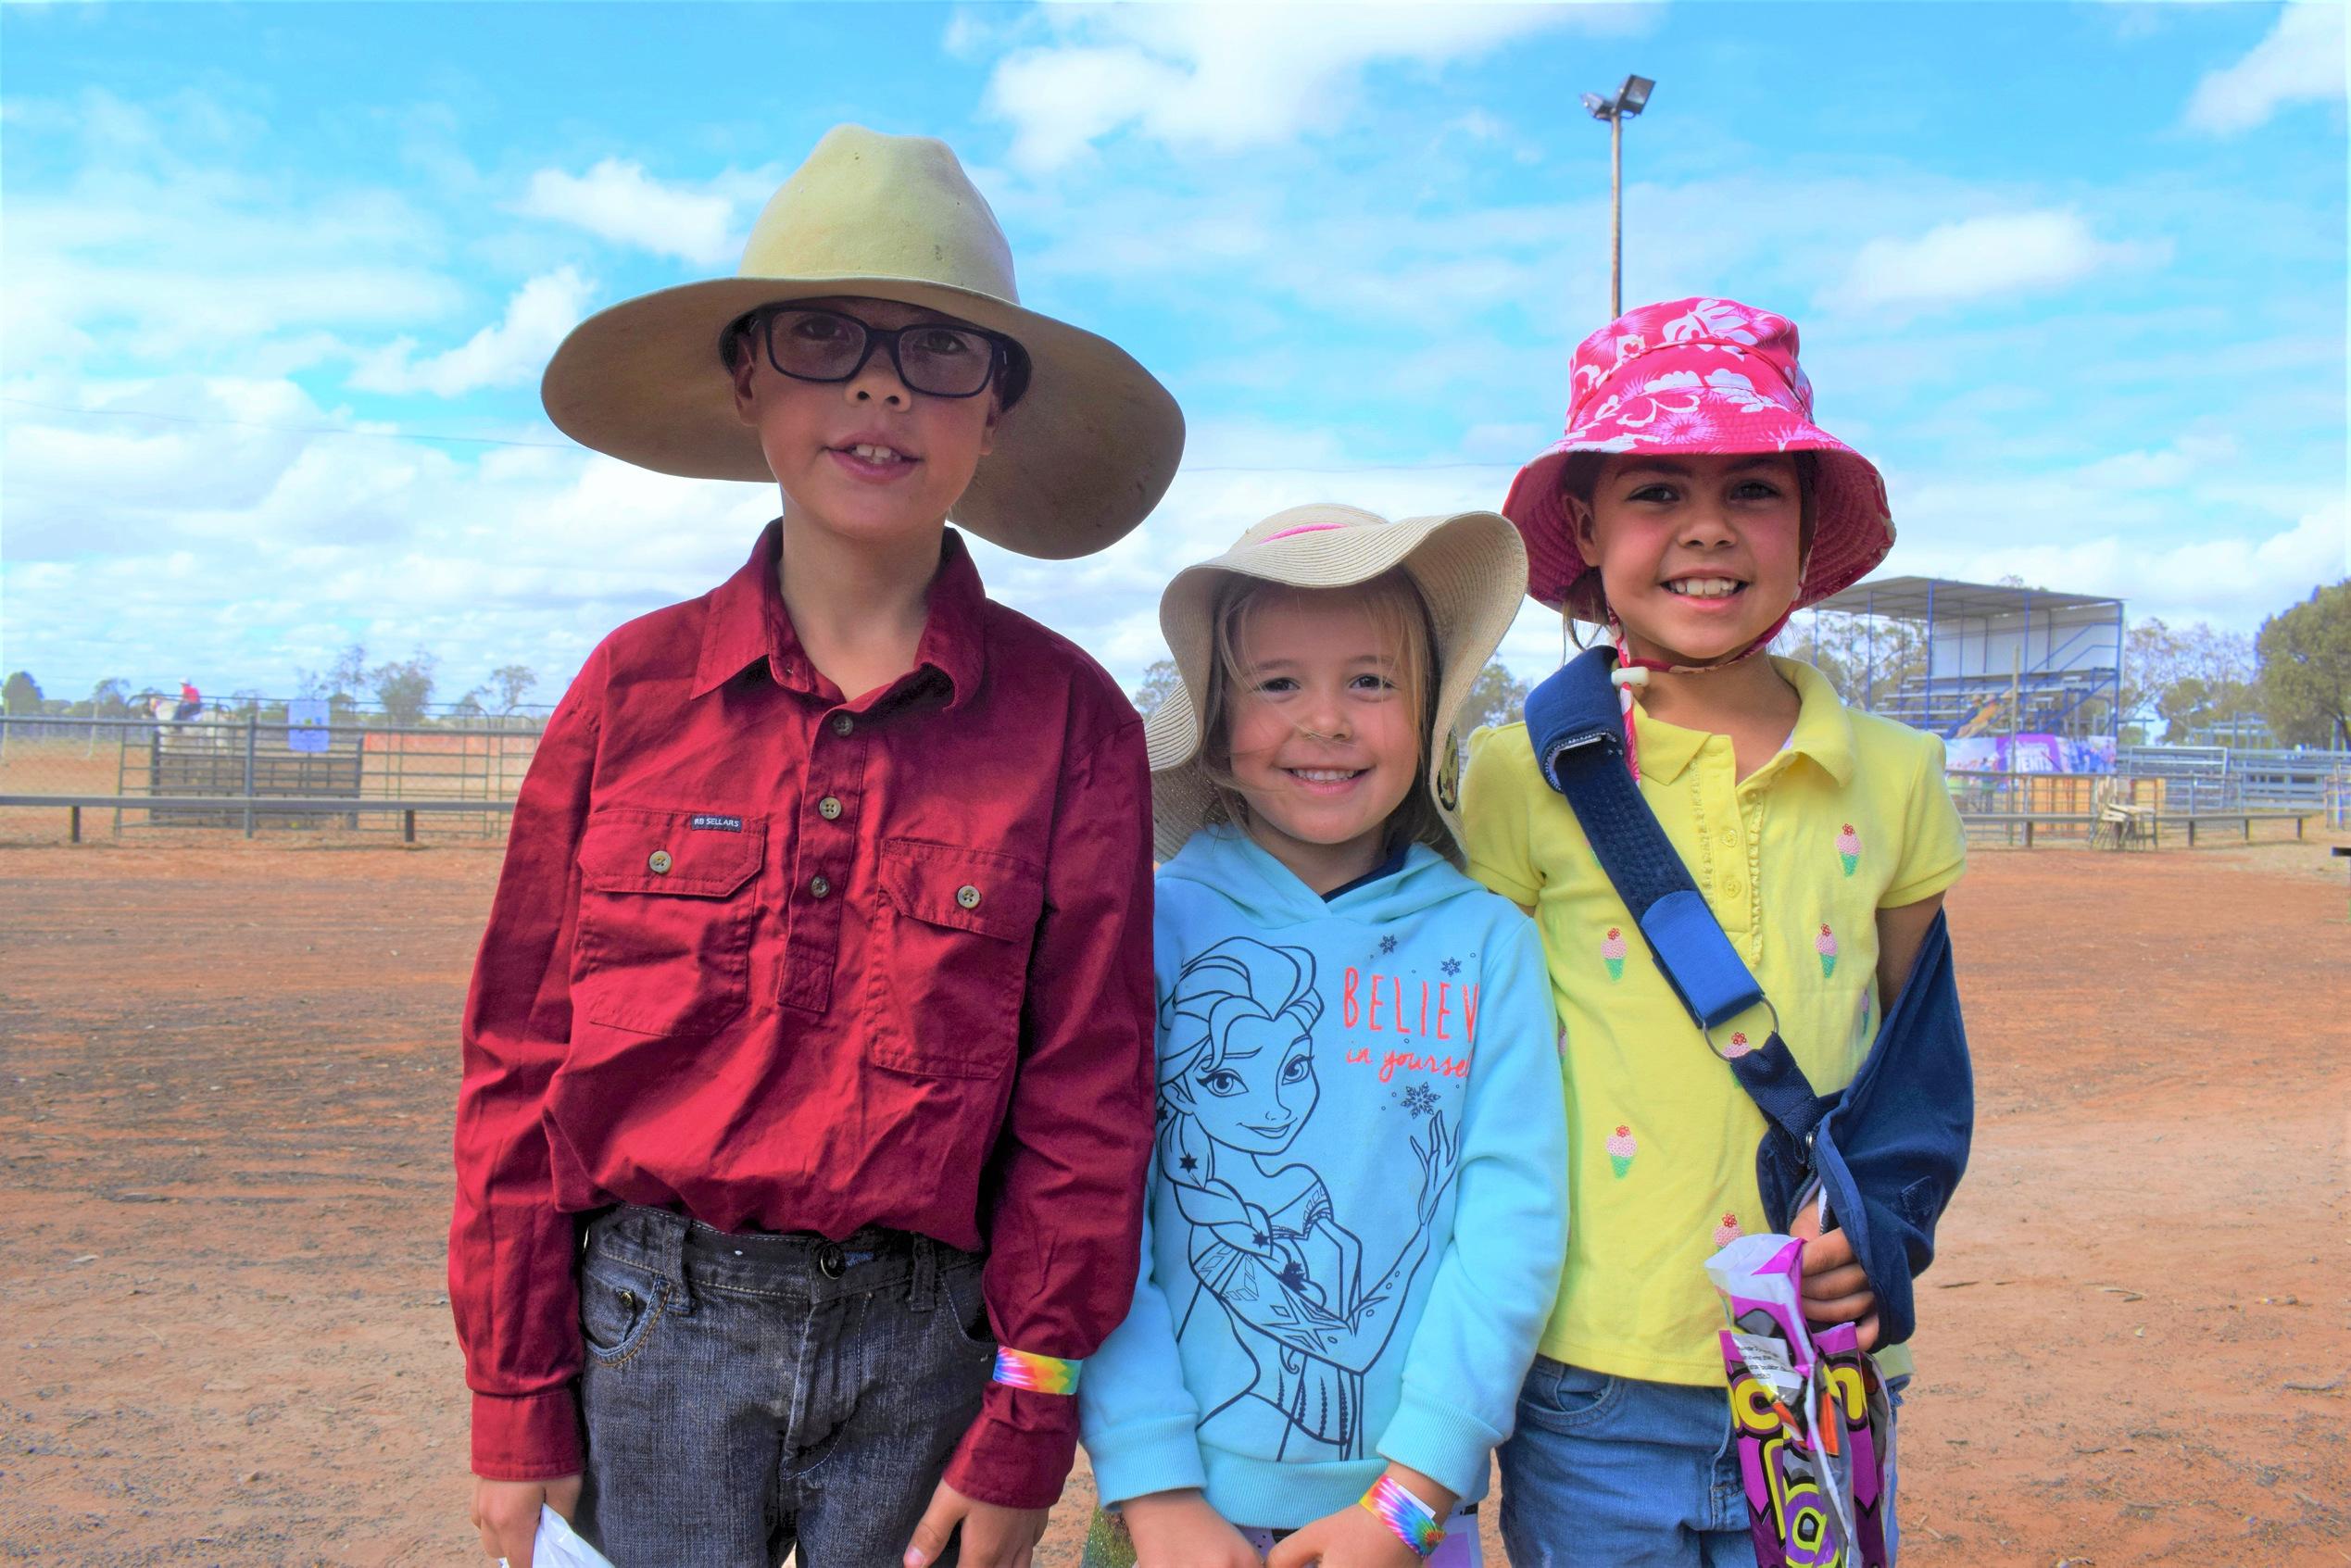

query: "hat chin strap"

left=1603, top=596, right=1801, bottom=783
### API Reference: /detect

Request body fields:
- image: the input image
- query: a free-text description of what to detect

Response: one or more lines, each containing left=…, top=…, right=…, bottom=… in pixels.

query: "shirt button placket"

left=782, top=709, right=862, bottom=1014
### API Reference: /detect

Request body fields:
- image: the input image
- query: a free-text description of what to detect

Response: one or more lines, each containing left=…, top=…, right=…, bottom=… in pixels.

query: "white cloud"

left=349, top=267, right=596, bottom=398
left=2183, top=2, right=2349, bottom=135
left=0, top=94, right=462, bottom=374
left=1892, top=500, right=2346, bottom=629
left=1829, top=210, right=2169, bottom=311
left=980, top=5, right=1600, bottom=170
left=514, top=158, right=750, bottom=265
left=0, top=370, right=777, bottom=698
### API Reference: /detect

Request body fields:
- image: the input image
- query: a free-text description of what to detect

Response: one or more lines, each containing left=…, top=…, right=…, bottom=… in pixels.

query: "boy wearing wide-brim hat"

left=452, top=125, right=1182, bottom=1568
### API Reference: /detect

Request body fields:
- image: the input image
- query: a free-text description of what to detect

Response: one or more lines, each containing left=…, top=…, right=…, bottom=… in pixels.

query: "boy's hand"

left=1268, top=1467, right=1453, bottom=1568
left=471, top=1473, right=582, bottom=1567
left=1791, top=1208, right=1880, bottom=1349
left=1119, top=1488, right=1264, bottom=1568
left=904, top=1480, right=1050, bottom=1568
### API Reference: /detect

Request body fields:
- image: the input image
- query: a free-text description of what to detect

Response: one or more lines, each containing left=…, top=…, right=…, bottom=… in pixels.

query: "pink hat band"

left=1502, top=296, right=1893, bottom=620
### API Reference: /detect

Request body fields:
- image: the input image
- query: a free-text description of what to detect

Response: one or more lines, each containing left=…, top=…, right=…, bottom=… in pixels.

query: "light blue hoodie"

left=1079, top=825, right=1568, bottom=1528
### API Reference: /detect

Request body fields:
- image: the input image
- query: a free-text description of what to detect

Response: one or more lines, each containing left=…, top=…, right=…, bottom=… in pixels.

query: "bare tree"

left=490, top=664, right=539, bottom=714
left=1129, top=659, right=1180, bottom=719
left=328, top=644, right=371, bottom=711
left=89, top=678, right=132, bottom=718
left=1788, top=611, right=1927, bottom=709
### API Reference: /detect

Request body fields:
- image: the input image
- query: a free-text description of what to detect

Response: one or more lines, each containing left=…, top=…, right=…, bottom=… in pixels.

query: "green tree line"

left=1117, top=578, right=2351, bottom=750
left=3, top=648, right=543, bottom=726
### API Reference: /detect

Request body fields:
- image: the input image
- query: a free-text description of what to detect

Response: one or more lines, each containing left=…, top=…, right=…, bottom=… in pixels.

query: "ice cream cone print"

left=1606, top=1124, right=1637, bottom=1179
left=1602, top=927, right=1628, bottom=983
left=1714, top=1212, right=1743, bottom=1249
left=1817, top=922, right=1839, bottom=979
left=1724, top=1030, right=1755, bottom=1058
left=1837, top=822, right=1862, bottom=878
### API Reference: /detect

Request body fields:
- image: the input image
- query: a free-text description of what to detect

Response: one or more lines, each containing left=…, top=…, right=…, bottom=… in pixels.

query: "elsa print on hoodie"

left=1158, top=935, right=1459, bottom=1461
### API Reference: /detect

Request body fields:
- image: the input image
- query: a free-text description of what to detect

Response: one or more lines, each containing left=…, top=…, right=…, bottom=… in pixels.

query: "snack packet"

left=1707, top=1233, right=1893, bottom=1566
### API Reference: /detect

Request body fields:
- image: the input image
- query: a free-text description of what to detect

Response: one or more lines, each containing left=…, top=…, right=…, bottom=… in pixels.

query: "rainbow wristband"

left=1359, top=1475, right=1445, bottom=1558
left=991, top=1347, right=1082, bottom=1394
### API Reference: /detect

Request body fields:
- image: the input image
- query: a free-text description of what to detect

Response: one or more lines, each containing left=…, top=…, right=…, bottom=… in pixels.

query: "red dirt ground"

left=3, top=836, right=2345, bottom=1565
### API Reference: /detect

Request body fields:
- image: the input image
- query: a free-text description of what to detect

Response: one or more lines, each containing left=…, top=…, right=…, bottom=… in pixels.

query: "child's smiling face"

left=1221, top=585, right=1424, bottom=887
left=730, top=295, right=1001, bottom=550
left=1573, top=452, right=1805, bottom=665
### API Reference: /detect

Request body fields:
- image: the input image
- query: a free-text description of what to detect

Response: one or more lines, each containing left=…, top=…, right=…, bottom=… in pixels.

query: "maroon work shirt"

left=449, top=524, right=1155, bottom=1507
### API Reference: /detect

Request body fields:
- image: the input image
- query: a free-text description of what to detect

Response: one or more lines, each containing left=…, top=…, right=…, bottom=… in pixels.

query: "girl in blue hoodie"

left=1080, top=506, right=1569, bottom=1568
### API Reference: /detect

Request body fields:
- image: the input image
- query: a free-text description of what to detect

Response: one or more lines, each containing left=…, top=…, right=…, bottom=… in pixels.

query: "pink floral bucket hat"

left=1503, top=296, right=1893, bottom=621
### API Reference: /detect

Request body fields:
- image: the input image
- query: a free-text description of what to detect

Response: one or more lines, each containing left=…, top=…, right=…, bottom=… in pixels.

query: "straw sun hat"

left=541, top=125, right=1185, bottom=558
left=1144, top=504, right=1528, bottom=862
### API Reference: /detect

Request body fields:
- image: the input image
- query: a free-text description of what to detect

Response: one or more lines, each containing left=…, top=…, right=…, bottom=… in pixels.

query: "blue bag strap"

left=1526, top=647, right=1828, bottom=1145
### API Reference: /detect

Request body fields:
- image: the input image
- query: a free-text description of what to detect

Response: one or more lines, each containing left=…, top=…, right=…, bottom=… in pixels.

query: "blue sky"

left=3, top=0, right=2344, bottom=707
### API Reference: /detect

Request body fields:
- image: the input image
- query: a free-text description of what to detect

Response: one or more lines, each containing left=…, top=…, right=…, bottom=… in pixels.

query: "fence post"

left=69, top=805, right=82, bottom=844
left=243, top=712, right=258, bottom=837
left=403, top=808, right=417, bottom=845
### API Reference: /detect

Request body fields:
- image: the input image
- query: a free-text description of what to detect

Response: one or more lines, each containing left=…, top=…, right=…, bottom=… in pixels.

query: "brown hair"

left=1195, top=571, right=1461, bottom=867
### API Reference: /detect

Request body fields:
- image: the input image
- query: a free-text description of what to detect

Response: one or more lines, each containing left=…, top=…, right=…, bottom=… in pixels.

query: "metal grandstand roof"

left=1813, top=575, right=2122, bottom=621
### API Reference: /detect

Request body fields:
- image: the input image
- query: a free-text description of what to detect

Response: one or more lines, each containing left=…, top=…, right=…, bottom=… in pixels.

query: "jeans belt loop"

left=910, top=1236, right=938, bottom=1311
left=653, top=1209, right=695, bottom=1317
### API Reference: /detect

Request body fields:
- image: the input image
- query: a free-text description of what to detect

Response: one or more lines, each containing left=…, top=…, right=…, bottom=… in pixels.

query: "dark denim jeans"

left=574, top=1205, right=995, bottom=1568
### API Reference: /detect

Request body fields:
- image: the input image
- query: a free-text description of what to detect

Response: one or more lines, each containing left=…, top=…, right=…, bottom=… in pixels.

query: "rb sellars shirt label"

left=689, top=813, right=744, bottom=833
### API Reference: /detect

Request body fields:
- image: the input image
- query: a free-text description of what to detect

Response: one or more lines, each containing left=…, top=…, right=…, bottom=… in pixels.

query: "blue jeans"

left=574, top=1205, right=996, bottom=1568
left=1497, top=1358, right=1757, bottom=1568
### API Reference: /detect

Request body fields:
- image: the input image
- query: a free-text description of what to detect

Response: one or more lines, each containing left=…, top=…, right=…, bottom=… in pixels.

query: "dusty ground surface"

left=3, top=835, right=2345, bottom=1565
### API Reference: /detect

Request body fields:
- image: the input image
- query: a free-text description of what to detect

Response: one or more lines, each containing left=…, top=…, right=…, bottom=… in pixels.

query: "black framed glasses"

left=736, top=306, right=1027, bottom=402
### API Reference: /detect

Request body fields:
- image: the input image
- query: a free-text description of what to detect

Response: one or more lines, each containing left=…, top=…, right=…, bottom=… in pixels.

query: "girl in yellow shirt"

left=1461, top=297, right=1966, bottom=1567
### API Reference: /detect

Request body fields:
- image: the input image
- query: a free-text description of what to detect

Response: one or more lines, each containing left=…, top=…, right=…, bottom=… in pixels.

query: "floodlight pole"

left=1585, top=75, right=1652, bottom=320
left=1609, top=110, right=1624, bottom=320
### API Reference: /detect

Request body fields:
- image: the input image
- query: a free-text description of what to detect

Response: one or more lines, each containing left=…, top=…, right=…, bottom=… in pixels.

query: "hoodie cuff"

left=1084, top=1412, right=1212, bottom=1508
left=1377, top=1387, right=1504, bottom=1502
left=470, top=1387, right=584, bottom=1482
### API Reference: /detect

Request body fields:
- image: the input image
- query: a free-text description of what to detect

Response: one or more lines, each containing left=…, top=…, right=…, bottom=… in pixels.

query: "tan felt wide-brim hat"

left=541, top=125, right=1185, bottom=560
left=1145, top=503, right=1528, bottom=863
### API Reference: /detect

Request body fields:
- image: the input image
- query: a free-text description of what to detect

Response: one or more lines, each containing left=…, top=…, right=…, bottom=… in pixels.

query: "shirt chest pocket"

left=865, top=837, right=1046, bottom=1079
left=572, top=810, right=766, bottom=1037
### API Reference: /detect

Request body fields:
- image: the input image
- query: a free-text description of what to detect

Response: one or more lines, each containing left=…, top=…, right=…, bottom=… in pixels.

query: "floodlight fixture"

left=1582, top=72, right=1657, bottom=318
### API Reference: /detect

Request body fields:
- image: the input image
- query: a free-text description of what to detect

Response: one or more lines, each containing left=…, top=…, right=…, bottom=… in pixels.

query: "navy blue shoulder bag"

left=1523, top=646, right=1972, bottom=1347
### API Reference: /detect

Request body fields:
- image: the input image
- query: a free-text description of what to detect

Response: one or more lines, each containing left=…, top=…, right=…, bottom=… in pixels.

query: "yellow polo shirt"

left=1461, top=658, right=1967, bottom=1386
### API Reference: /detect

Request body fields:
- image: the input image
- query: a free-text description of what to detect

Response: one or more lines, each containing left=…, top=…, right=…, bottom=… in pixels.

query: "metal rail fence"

left=1950, top=757, right=2346, bottom=847
left=0, top=714, right=538, bottom=840
left=5, top=714, right=2344, bottom=846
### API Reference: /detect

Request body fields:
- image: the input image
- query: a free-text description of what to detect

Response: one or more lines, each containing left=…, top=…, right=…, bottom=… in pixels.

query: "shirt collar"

left=691, top=521, right=990, bottom=709
left=1776, top=658, right=1856, bottom=784
left=1628, top=656, right=1854, bottom=787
